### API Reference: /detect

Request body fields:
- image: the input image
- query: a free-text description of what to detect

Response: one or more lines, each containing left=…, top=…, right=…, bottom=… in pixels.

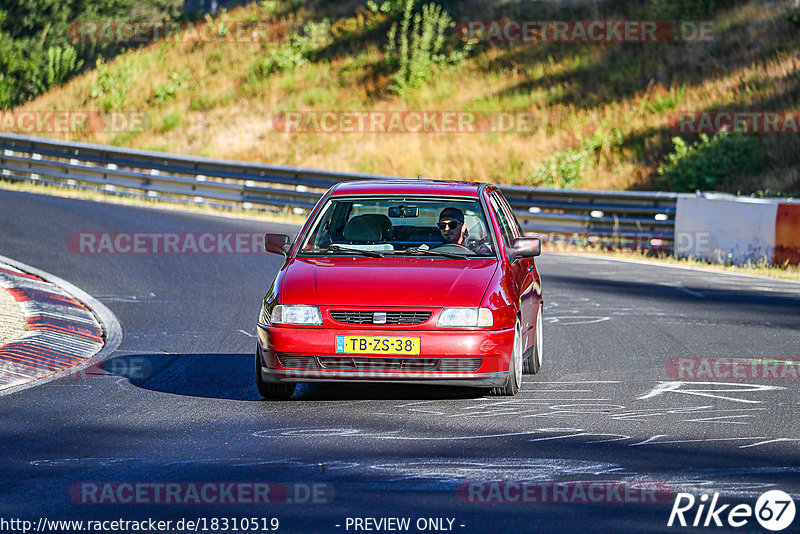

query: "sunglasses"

left=438, top=220, right=461, bottom=230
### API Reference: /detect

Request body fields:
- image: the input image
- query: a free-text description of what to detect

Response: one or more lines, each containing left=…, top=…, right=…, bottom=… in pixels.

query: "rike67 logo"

left=668, top=490, right=796, bottom=531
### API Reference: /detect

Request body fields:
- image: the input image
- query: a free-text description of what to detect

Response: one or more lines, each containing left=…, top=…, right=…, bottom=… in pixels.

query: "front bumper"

left=256, top=324, right=514, bottom=388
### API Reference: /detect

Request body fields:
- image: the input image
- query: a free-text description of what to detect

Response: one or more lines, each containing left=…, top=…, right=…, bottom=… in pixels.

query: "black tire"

left=255, top=345, right=296, bottom=400
left=523, top=302, right=542, bottom=375
left=490, top=320, right=522, bottom=396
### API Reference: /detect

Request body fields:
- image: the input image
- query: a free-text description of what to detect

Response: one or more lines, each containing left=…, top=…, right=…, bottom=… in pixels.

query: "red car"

left=256, top=180, right=543, bottom=399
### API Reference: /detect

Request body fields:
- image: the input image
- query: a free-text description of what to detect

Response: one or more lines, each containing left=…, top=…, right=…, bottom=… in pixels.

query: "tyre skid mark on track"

left=629, top=436, right=769, bottom=446
left=254, top=423, right=800, bottom=451
left=20, top=453, right=799, bottom=499
left=319, top=379, right=799, bottom=450
left=683, top=414, right=755, bottom=424
left=739, top=438, right=800, bottom=448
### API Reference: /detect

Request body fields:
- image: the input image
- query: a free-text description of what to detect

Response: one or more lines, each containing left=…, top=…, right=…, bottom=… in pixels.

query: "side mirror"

left=509, top=237, right=541, bottom=262
left=264, top=233, right=291, bottom=257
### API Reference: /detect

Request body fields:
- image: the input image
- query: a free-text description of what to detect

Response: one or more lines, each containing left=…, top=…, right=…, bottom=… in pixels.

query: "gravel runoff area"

left=0, top=276, right=26, bottom=346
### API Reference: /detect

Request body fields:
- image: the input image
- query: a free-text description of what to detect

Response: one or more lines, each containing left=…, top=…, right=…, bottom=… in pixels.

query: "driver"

left=438, top=207, right=467, bottom=245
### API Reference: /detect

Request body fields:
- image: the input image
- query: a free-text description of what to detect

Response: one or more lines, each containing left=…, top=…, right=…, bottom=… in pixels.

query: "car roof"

left=329, top=180, right=488, bottom=198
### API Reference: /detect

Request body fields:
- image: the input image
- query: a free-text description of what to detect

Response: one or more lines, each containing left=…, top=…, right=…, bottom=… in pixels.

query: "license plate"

left=336, top=336, right=421, bottom=355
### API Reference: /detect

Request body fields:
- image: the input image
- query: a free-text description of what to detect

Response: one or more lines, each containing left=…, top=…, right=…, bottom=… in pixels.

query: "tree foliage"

left=0, top=0, right=177, bottom=109
left=384, top=0, right=472, bottom=95
left=657, top=133, right=766, bottom=192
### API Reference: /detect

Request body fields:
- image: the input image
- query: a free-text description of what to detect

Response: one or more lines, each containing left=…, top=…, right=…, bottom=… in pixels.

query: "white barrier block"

left=675, top=194, right=778, bottom=264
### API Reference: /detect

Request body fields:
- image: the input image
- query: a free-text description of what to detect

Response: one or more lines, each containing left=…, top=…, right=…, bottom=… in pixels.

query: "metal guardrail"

left=0, top=132, right=678, bottom=250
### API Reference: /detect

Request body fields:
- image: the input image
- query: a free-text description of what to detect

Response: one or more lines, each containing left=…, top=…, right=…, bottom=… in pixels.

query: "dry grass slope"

left=11, top=0, right=800, bottom=194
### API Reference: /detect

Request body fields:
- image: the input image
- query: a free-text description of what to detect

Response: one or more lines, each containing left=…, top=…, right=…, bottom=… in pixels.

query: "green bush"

left=533, top=147, right=589, bottom=189
left=0, top=33, right=44, bottom=108
left=153, top=71, right=191, bottom=105
left=657, top=133, right=765, bottom=192
left=251, top=19, right=332, bottom=79
left=384, top=0, right=472, bottom=95
left=160, top=110, right=181, bottom=132
left=532, top=122, right=625, bottom=189
left=90, top=57, right=134, bottom=111
left=45, top=45, right=83, bottom=89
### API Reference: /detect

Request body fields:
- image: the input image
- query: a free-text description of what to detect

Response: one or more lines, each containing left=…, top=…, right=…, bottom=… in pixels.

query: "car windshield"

left=298, top=196, right=496, bottom=258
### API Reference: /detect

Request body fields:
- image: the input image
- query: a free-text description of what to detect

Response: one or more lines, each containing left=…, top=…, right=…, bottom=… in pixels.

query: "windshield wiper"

left=312, top=244, right=385, bottom=258
left=401, top=247, right=467, bottom=259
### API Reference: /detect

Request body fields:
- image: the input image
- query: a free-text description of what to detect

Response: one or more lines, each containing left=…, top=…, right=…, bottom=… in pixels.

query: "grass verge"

left=10, top=0, right=800, bottom=195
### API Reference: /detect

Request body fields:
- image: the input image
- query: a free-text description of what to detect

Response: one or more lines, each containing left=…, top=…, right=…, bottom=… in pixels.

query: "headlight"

left=437, top=307, right=493, bottom=327
left=272, top=305, right=323, bottom=325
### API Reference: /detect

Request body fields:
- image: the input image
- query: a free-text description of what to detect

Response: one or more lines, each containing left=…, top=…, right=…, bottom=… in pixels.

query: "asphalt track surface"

left=1, top=189, right=799, bottom=533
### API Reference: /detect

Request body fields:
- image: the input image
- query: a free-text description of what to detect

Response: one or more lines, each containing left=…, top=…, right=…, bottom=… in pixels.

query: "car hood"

left=281, top=257, right=498, bottom=308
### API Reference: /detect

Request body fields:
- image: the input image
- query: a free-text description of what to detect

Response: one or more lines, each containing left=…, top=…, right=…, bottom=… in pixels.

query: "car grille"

left=329, top=311, right=431, bottom=325
left=276, top=356, right=319, bottom=369
left=317, top=357, right=436, bottom=371
left=440, top=358, right=482, bottom=372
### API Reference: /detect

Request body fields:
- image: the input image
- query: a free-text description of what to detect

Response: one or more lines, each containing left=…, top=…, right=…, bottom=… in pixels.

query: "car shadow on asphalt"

left=97, top=352, right=490, bottom=401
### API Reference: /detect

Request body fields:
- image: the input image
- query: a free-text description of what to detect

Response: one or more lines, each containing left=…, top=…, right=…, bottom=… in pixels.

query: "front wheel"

left=255, top=345, right=296, bottom=400
left=490, top=320, right=522, bottom=396
left=523, top=302, right=542, bottom=374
